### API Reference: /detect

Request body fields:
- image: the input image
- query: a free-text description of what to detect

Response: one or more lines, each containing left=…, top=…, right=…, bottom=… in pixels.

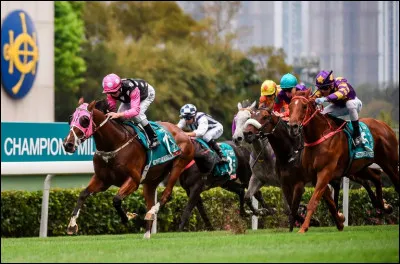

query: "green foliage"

left=54, top=1, right=87, bottom=121
left=1, top=186, right=398, bottom=237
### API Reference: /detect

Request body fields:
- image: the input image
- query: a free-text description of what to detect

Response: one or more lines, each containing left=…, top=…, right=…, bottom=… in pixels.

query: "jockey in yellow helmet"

left=259, top=80, right=279, bottom=109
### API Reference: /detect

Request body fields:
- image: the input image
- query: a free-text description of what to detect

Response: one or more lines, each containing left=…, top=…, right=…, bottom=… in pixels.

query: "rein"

left=291, top=96, right=346, bottom=147
left=94, top=119, right=139, bottom=163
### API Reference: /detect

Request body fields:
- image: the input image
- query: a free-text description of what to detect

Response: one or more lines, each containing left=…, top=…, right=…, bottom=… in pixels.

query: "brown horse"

left=62, top=98, right=194, bottom=239
left=242, top=107, right=385, bottom=231
left=287, top=88, right=399, bottom=233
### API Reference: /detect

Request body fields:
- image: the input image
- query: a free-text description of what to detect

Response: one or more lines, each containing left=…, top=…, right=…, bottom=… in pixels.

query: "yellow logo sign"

left=2, top=10, right=39, bottom=98
left=317, top=75, right=325, bottom=84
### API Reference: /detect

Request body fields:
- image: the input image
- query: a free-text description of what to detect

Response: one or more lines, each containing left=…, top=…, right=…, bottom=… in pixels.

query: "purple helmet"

left=295, top=84, right=307, bottom=91
left=315, top=70, right=334, bottom=88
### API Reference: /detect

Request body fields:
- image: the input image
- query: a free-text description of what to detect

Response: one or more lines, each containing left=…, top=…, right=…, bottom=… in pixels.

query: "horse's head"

left=192, top=139, right=217, bottom=174
left=242, top=107, right=279, bottom=143
left=288, top=88, right=317, bottom=137
left=63, top=98, right=103, bottom=153
left=232, top=100, right=257, bottom=146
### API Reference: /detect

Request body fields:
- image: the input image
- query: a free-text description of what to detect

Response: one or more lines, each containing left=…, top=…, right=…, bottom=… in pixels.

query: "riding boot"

left=288, top=133, right=302, bottom=165
left=208, top=139, right=228, bottom=164
left=351, top=120, right=362, bottom=148
left=143, top=123, right=160, bottom=149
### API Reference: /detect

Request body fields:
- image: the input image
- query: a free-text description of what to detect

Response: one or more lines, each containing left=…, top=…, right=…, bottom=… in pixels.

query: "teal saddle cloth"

left=343, top=121, right=374, bottom=160
left=124, top=121, right=181, bottom=167
left=195, top=138, right=238, bottom=180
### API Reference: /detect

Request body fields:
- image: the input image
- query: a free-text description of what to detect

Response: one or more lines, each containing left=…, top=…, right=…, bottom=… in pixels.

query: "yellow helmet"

left=260, top=80, right=277, bottom=96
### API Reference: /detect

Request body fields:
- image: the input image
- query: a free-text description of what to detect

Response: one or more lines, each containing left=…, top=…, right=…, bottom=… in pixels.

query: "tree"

left=246, top=46, right=296, bottom=95
left=54, top=1, right=86, bottom=121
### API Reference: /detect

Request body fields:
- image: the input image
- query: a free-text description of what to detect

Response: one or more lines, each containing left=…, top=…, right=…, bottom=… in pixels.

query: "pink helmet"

left=102, top=73, right=122, bottom=93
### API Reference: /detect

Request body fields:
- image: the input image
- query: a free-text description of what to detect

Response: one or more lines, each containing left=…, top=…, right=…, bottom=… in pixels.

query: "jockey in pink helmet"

left=102, top=73, right=160, bottom=149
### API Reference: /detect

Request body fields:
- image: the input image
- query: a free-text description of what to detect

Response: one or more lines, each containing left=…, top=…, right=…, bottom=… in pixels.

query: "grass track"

left=1, top=225, right=398, bottom=263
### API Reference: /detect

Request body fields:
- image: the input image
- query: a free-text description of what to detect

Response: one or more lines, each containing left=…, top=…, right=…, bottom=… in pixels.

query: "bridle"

left=69, top=104, right=111, bottom=147
left=290, top=96, right=346, bottom=147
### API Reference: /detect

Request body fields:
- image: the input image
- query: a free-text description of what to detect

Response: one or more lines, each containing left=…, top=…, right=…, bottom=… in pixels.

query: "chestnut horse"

left=62, top=99, right=194, bottom=239
left=243, top=107, right=384, bottom=231
left=287, top=88, right=399, bottom=233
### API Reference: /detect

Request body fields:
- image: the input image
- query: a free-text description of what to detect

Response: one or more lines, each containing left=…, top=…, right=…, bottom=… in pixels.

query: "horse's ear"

left=250, top=100, right=257, bottom=110
left=237, top=102, right=242, bottom=110
left=78, top=97, right=84, bottom=105
left=87, top=100, right=96, bottom=111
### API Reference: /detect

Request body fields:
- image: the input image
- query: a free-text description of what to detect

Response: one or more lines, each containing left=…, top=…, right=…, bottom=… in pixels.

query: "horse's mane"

left=240, top=99, right=254, bottom=109
left=95, top=99, right=110, bottom=114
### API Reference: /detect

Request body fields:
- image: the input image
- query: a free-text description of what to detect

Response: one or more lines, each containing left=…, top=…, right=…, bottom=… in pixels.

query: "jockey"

left=102, top=73, right=160, bottom=149
left=312, top=70, right=371, bottom=151
left=177, top=104, right=228, bottom=163
left=259, top=80, right=279, bottom=109
left=275, top=73, right=307, bottom=164
left=274, top=73, right=307, bottom=121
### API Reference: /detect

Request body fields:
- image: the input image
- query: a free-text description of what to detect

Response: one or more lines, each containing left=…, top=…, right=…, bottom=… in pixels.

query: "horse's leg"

left=179, top=181, right=204, bottom=231
left=281, top=182, right=295, bottom=231
left=355, top=167, right=393, bottom=214
left=67, top=175, right=109, bottom=235
left=322, top=186, right=345, bottom=231
left=244, top=175, right=264, bottom=215
left=143, top=183, right=157, bottom=239
left=222, top=180, right=252, bottom=217
left=329, top=180, right=341, bottom=212
left=151, top=159, right=187, bottom=218
left=196, top=197, right=214, bottom=231
left=377, top=161, right=399, bottom=194
left=299, top=168, right=332, bottom=233
left=349, top=175, right=380, bottom=210
left=113, top=176, right=139, bottom=225
left=291, top=182, right=307, bottom=228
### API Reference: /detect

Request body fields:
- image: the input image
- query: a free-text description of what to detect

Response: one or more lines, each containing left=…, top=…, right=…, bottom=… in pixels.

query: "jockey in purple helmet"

left=312, top=70, right=371, bottom=151
left=102, top=73, right=160, bottom=149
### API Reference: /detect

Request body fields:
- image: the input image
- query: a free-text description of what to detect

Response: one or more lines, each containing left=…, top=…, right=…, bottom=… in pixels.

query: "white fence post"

left=39, top=174, right=54, bottom=238
left=343, top=177, right=350, bottom=226
left=152, top=189, right=157, bottom=234
left=251, top=197, right=258, bottom=230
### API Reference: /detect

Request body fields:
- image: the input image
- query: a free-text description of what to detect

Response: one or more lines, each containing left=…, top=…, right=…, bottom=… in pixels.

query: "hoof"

left=127, top=212, right=138, bottom=220
left=66, top=224, right=78, bottom=235
left=143, top=231, right=151, bottom=239
left=144, top=212, right=155, bottom=221
left=298, top=227, right=307, bottom=233
left=338, top=212, right=345, bottom=223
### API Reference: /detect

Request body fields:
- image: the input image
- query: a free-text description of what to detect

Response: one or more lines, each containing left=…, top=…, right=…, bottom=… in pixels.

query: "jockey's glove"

left=315, top=97, right=328, bottom=105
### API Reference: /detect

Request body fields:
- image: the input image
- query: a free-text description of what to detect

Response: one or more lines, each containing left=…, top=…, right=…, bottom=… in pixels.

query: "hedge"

left=1, top=186, right=398, bottom=237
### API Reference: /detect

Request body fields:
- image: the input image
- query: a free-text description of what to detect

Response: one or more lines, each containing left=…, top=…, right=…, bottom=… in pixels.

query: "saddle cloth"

left=124, top=121, right=181, bottom=168
left=195, top=138, right=238, bottom=180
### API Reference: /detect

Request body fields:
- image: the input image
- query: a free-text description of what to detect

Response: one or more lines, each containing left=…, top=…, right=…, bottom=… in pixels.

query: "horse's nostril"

left=238, top=137, right=243, bottom=142
left=64, top=142, right=74, bottom=150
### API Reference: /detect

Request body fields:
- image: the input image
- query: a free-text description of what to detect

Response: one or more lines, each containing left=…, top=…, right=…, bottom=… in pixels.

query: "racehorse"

left=177, top=138, right=275, bottom=231
left=232, top=100, right=286, bottom=211
left=287, top=88, right=399, bottom=233
left=62, top=98, right=195, bottom=239
left=242, top=106, right=385, bottom=231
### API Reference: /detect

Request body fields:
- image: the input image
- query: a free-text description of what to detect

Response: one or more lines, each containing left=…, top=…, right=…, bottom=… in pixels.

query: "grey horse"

left=232, top=100, right=283, bottom=215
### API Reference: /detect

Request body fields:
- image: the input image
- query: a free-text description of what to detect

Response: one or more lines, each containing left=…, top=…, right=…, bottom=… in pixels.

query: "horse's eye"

left=262, top=115, right=268, bottom=120
left=79, top=116, right=90, bottom=128
left=303, top=105, right=307, bottom=109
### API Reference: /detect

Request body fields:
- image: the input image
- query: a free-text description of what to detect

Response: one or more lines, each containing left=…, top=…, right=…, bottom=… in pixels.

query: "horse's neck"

left=303, top=111, right=333, bottom=144
left=93, top=117, right=134, bottom=152
left=266, top=120, right=293, bottom=162
left=252, top=138, right=271, bottom=160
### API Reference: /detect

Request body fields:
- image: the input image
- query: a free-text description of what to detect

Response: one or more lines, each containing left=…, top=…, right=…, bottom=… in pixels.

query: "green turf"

left=1, top=226, right=398, bottom=263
